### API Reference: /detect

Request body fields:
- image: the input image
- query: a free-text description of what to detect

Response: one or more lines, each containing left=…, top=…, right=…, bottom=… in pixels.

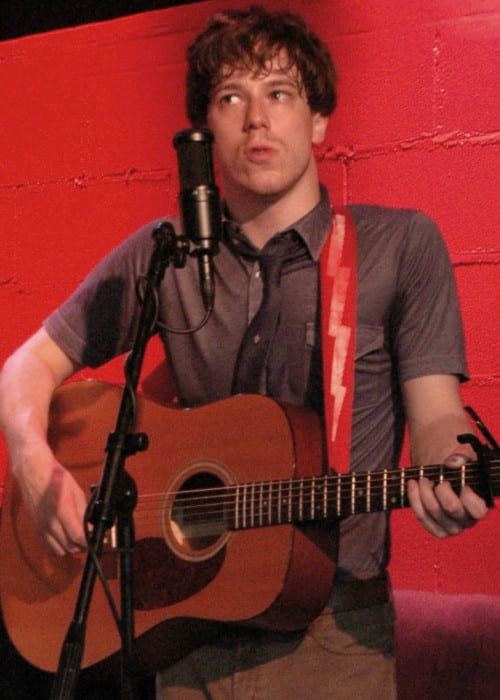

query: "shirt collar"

left=223, top=185, right=332, bottom=262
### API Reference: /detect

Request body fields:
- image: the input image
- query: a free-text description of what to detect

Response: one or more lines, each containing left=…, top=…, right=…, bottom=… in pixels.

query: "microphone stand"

left=50, top=222, right=189, bottom=700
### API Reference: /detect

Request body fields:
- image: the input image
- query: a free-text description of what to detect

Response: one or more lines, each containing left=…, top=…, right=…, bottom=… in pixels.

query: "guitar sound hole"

left=165, top=468, right=231, bottom=561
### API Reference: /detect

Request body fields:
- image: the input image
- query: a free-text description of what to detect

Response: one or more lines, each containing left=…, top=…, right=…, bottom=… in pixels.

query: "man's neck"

left=224, top=179, right=322, bottom=249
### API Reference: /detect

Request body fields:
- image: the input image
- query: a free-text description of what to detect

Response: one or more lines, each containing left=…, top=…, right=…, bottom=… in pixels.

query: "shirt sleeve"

left=43, top=221, right=160, bottom=368
left=392, top=211, right=468, bottom=383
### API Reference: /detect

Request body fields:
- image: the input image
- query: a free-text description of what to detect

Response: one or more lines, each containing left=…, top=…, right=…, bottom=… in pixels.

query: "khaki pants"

left=156, top=602, right=396, bottom=699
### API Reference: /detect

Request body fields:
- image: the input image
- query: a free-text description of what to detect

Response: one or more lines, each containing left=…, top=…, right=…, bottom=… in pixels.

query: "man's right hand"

left=0, top=328, right=85, bottom=556
left=13, top=441, right=88, bottom=556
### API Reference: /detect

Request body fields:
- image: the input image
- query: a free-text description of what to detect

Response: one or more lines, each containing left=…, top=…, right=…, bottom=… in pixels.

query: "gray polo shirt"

left=45, top=188, right=467, bottom=576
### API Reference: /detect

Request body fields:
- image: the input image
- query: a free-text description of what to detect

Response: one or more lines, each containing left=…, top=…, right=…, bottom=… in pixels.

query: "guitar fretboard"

left=176, top=460, right=500, bottom=531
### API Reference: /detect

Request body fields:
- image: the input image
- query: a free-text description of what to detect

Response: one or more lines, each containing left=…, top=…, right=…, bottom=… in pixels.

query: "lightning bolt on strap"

left=320, top=208, right=357, bottom=474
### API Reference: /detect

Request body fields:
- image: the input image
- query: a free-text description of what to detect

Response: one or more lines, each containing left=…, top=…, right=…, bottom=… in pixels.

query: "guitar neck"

left=222, top=460, right=500, bottom=530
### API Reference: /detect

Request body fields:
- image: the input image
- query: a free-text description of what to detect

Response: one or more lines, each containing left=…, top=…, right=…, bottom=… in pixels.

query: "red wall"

left=0, top=0, right=499, bottom=594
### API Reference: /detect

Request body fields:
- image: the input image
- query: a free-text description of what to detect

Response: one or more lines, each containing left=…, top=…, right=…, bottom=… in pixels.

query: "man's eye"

left=270, top=90, right=289, bottom=101
left=220, top=93, right=239, bottom=104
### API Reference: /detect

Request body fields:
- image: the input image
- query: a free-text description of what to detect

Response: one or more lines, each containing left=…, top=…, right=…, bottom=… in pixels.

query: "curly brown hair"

left=186, top=6, right=337, bottom=127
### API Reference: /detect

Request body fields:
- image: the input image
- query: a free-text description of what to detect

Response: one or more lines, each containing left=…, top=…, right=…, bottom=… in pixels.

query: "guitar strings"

left=132, top=464, right=500, bottom=512
left=130, top=461, right=500, bottom=507
left=126, top=461, right=500, bottom=527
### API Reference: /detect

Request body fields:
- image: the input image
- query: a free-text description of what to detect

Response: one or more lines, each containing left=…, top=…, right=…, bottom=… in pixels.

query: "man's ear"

left=312, top=113, right=329, bottom=144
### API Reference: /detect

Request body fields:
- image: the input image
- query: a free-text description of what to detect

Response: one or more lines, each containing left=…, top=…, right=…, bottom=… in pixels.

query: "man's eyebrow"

left=264, top=76, right=301, bottom=88
left=213, top=74, right=301, bottom=93
left=212, top=80, right=243, bottom=93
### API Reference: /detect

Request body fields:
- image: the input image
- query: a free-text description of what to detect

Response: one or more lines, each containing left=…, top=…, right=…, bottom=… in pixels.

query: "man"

left=0, top=7, right=488, bottom=699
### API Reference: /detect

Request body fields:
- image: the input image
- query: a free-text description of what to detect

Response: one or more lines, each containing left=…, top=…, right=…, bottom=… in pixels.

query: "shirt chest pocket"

left=354, top=325, right=392, bottom=406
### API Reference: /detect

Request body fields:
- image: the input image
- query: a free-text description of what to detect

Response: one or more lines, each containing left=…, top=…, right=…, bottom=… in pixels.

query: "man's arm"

left=403, top=374, right=488, bottom=538
left=0, top=327, right=87, bottom=555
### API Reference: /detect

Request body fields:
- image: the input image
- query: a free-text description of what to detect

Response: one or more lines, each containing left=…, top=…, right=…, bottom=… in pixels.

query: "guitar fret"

left=278, top=480, right=282, bottom=524
left=351, top=473, right=356, bottom=514
left=259, top=481, right=263, bottom=527
left=383, top=470, right=388, bottom=510
left=400, top=470, right=405, bottom=507
left=259, top=481, right=267, bottom=527
left=298, top=478, right=303, bottom=521
left=336, top=473, right=341, bottom=517
left=243, top=483, right=248, bottom=529
left=310, top=477, right=315, bottom=520
left=461, top=463, right=466, bottom=489
left=288, top=479, right=293, bottom=522
left=282, top=481, right=286, bottom=523
left=268, top=481, right=272, bottom=525
left=323, top=475, right=328, bottom=519
left=366, top=472, right=371, bottom=513
left=235, top=484, right=240, bottom=529
left=250, top=483, right=255, bottom=528
left=307, top=478, right=312, bottom=519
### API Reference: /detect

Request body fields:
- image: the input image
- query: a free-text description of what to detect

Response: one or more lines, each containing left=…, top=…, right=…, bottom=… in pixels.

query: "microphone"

left=173, top=128, right=222, bottom=310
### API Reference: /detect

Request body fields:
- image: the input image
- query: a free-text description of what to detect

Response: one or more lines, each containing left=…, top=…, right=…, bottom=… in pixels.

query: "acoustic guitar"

left=0, top=380, right=497, bottom=675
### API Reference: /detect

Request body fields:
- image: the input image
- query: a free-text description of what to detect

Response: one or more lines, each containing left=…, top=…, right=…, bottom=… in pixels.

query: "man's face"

left=206, top=56, right=328, bottom=207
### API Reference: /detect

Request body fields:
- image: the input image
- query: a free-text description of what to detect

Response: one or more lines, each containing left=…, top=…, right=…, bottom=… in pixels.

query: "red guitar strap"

left=320, top=207, right=357, bottom=473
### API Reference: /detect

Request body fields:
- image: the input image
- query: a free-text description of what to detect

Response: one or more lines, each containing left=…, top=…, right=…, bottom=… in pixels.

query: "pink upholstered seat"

left=395, top=590, right=500, bottom=700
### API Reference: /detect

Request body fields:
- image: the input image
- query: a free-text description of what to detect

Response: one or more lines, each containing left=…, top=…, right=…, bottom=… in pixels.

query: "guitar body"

left=0, top=381, right=336, bottom=674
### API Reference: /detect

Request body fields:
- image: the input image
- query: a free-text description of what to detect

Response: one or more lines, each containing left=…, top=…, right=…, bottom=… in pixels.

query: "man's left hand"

left=407, top=453, right=489, bottom=538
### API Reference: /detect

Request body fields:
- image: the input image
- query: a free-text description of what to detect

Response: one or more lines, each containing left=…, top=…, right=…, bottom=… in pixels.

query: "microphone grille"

left=173, top=128, right=215, bottom=189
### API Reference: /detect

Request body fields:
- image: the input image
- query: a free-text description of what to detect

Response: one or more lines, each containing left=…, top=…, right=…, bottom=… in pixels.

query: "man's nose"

left=243, top=96, right=269, bottom=131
